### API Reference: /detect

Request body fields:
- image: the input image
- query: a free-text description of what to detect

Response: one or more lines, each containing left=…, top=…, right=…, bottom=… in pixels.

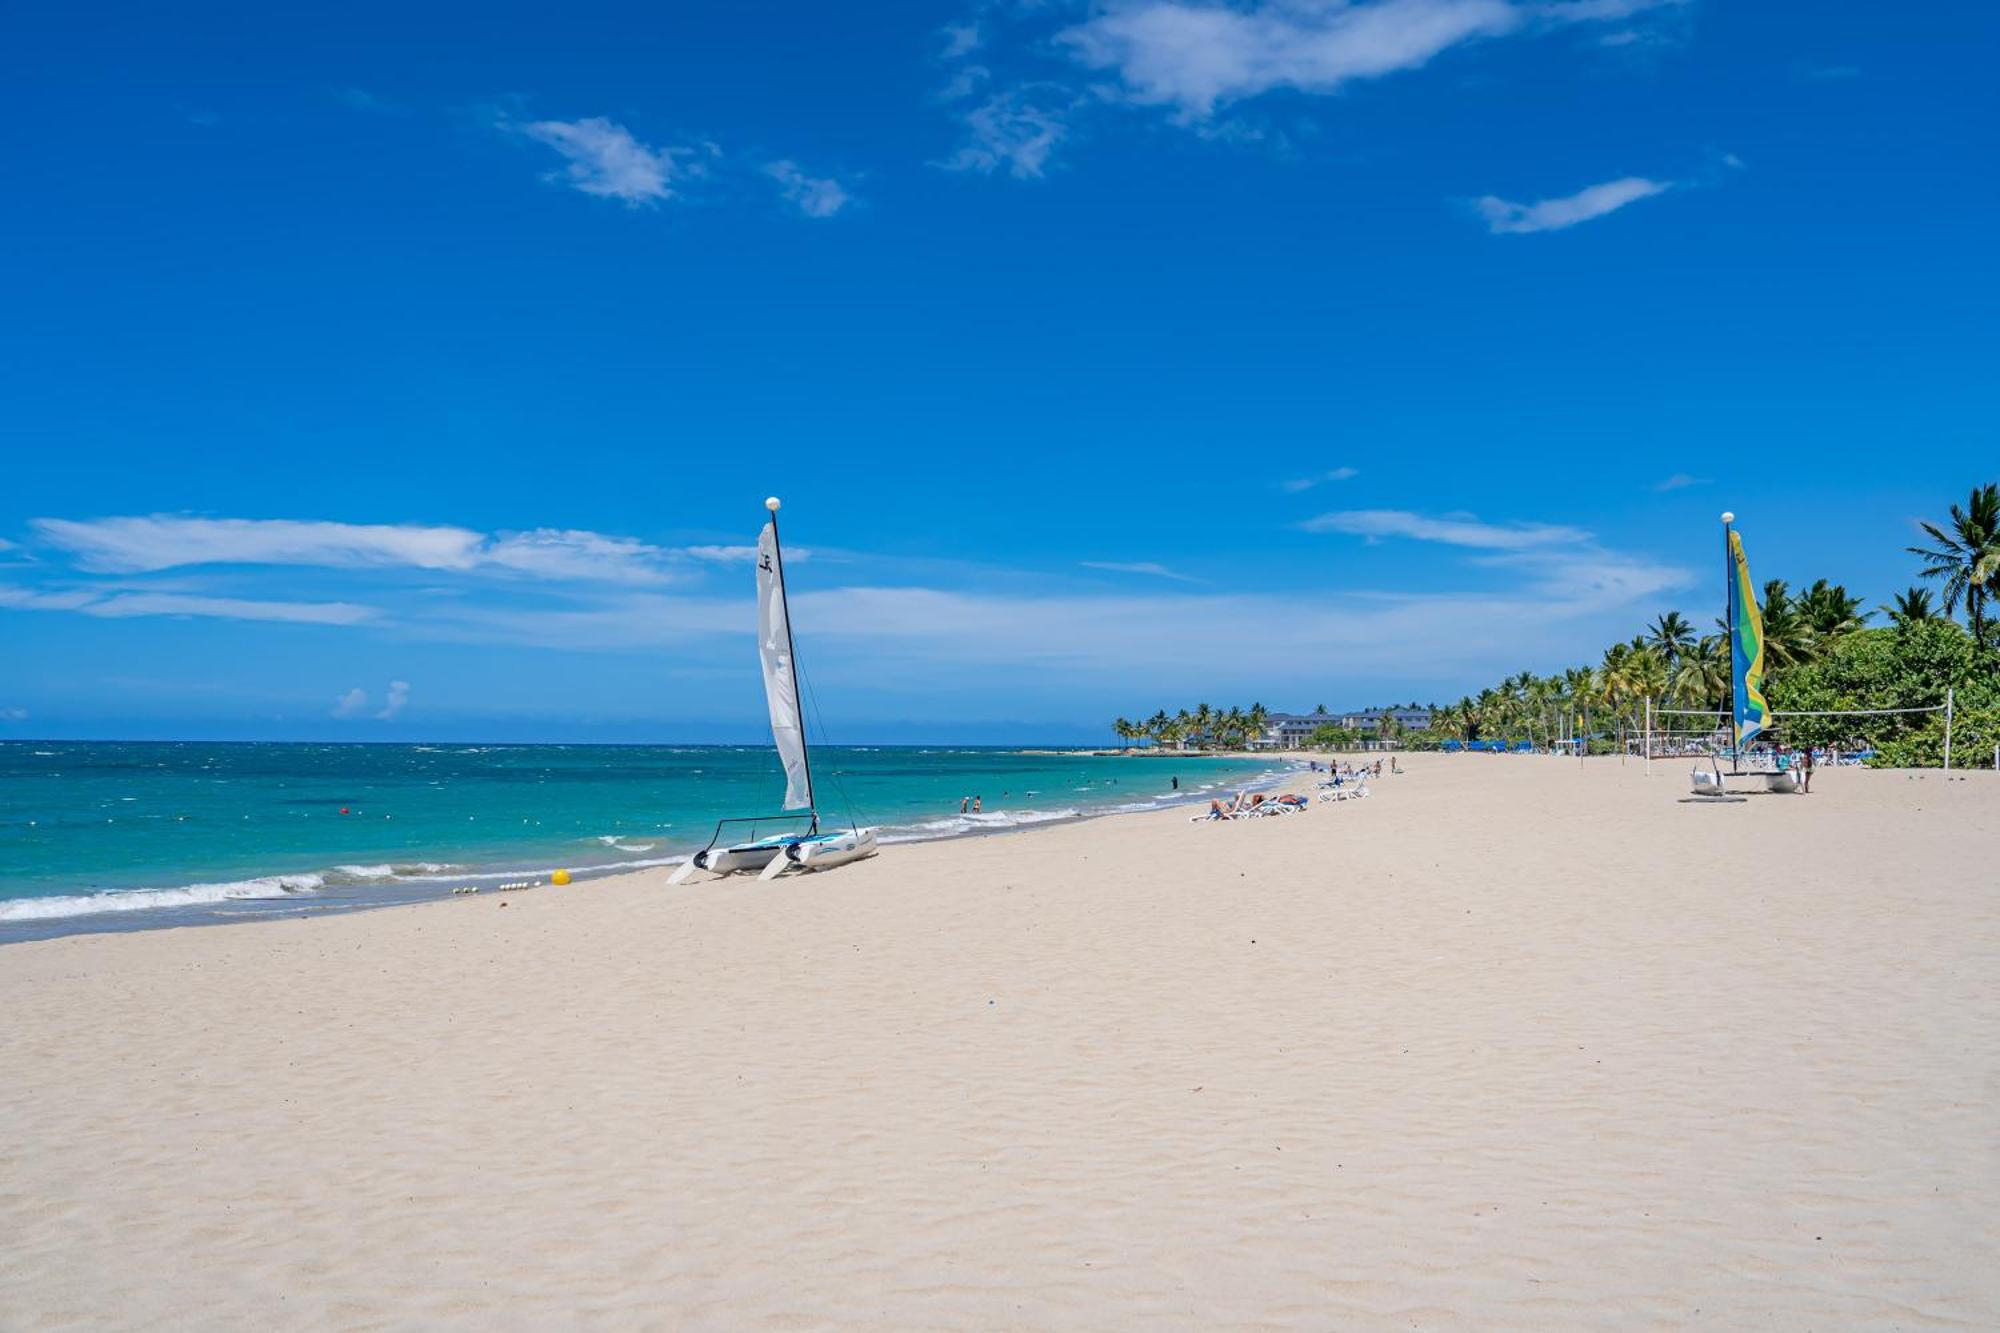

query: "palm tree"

left=1759, top=579, right=1814, bottom=668
left=1799, top=579, right=1869, bottom=640
left=1246, top=702, right=1271, bottom=746
left=1882, top=586, right=1939, bottom=629
left=1671, top=634, right=1730, bottom=710
left=1646, top=610, right=1696, bottom=665
left=1111, top=717, right=1136, bottom=748
left=1909, top=482, right=2000, bottom=651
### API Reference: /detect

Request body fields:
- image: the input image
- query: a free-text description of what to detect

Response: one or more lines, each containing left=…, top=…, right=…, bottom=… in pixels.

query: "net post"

left=1943, top=687, right=1955, bottom=772
left=1644, top=696, right=1652, bottom=776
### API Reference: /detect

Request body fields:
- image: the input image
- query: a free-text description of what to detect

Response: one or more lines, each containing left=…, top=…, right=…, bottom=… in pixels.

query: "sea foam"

left=0, top=873, right=326, bottom=923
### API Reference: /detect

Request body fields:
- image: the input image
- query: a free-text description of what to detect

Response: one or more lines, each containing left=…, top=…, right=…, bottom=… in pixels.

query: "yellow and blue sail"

left=1728, top=529, right=1768, bottom=748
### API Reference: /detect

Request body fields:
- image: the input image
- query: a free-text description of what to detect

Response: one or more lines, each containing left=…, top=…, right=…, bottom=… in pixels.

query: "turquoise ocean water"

left=0, top=743, right=1287, bottom=941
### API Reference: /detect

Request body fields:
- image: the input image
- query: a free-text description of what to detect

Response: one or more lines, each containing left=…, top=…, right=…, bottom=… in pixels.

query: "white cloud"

left=33, top=516, right=678, bottom=584
left=1652, top=473, right=1710, bottom=492
left=942, top=89, right=1074, bottom=179
left=482, top=530, right=676, bottom=584
left=763, top=160, right=852, bottom=218
left=1280, top=466, right=1360, bottom=494
left=940, top=21, right=983, bottom=59
left=1059, top=0, right=1525, bottom=117
left=82, top=593, right=379, bottom=625
left=0, top=582, right=376, bottom=624
left=1080, top=560, right=1199, bottom=582
left=377, top=680, right=411, bottom=721
left=0, top=707, right=27, bottom=721
left=0, top=585, right=101, bottom=612
left=1475, top=175, right=1671, bottom=234
left=681, top=544, right=806, bottom=564
left=1300, top=509, right=1591, bottom=549
left=36, top=516, right=482, bottom=574
left=333, top=687, right=370, bottom=719
left=520, top=117, right=686, bottom=206
left=1055, top=0, right=1679, bottom=120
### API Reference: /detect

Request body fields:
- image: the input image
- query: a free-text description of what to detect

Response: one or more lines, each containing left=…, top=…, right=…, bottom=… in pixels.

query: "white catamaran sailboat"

left=668, top=498, right=877, bottom=884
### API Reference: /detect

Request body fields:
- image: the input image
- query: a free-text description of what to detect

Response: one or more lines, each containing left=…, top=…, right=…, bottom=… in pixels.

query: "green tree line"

left=1409, top=484, right=2000, bottom=767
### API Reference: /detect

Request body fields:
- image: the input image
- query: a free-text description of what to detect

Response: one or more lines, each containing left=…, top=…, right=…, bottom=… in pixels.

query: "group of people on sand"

left=1773, top=744, right=1817, bottom=793
left=1309, top=758, right=1391, bottom=779
left=1206, top=791, right=1308, bottom=817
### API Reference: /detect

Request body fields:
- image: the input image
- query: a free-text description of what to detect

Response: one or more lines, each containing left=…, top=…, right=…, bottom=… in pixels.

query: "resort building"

left=1261, top=707, right=1433, bottom=750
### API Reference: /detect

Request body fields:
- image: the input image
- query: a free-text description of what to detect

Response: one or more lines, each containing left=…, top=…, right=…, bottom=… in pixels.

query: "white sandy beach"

left=3, top=753, right=1996, bottom=1329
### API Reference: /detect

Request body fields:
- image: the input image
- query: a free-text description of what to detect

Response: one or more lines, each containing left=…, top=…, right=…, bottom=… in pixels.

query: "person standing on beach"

left=1799, top=744, right=1815, bottom=794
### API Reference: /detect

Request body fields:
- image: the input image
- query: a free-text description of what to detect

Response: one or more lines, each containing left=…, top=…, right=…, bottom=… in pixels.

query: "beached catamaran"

left=669, top=498, right=877, bottom=884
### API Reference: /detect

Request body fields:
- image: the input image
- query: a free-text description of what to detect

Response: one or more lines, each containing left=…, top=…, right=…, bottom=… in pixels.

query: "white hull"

left=759, top=828, right=878, bottom=880
left=667, top=837, right=789, bottom=884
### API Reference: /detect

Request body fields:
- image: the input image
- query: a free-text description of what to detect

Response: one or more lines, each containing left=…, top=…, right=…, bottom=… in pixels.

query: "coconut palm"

left=1759, top=579, right=1815, bottom=669
left=1646, top=611, right=1696, bottom=665
left=1908, top=482, right=2000, bottom=650
left=1671, top=634, right=1730, bottom=710
left=1799, top=579, right=1869, bottom=640
left=1882, top=586, right=1939, bottom=628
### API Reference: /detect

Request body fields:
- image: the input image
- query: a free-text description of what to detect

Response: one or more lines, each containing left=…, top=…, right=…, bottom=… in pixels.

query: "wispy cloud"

left=336, top=87, right=405, bottom=114
left=682, top=544, right=811, bottom=564
left=1301, top=509, right=1591, bottom=549
left=333, top=681, right=410, bottom=719
left=1080, top=560, right=1200, bottom=582
left=940, top=21, right=983, bottom=59
left=1055, top=0, right=1680, bottom=119
left=1474, top=175, right=1672, bottom=234
left=0, top=583, right=377, bottom=625
left=0, top=707, right=26, bottom=721
left=941, top=88, right=1075, bottom=179
left=32, top=516, right=681, bottom=585
left=1652, top=473, right=1710, bottom=492
left=763, top=160, right=852, bottom=218
left=517, top=116, right=689, bottom=206
left=1280, top=466, right=1360, bottom=494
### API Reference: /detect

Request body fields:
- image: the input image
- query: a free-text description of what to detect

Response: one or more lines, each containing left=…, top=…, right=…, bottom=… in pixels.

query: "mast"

left=765, top=496, right=817, bottom=834
left=1722, top=510, right=1738, bottom=775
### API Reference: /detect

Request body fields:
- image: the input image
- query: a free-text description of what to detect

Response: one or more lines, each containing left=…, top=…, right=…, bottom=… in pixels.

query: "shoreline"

left=0, top=753, right=1303, bottom=944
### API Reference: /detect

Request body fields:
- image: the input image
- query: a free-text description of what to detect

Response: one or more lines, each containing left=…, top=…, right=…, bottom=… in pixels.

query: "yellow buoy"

left=551, top=869, right=572, bottom=886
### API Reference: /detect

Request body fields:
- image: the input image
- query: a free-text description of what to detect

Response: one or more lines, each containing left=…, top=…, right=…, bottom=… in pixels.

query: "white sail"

left=756, top=520, right=813, bottom=813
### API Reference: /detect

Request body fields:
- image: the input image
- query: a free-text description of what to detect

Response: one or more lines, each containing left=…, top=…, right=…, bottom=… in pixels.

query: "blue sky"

left=2, top=1, right=1994, bottom=742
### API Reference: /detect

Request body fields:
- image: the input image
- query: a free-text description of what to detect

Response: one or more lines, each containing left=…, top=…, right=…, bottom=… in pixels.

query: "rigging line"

left=797, top=661, right=870, bottom=833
